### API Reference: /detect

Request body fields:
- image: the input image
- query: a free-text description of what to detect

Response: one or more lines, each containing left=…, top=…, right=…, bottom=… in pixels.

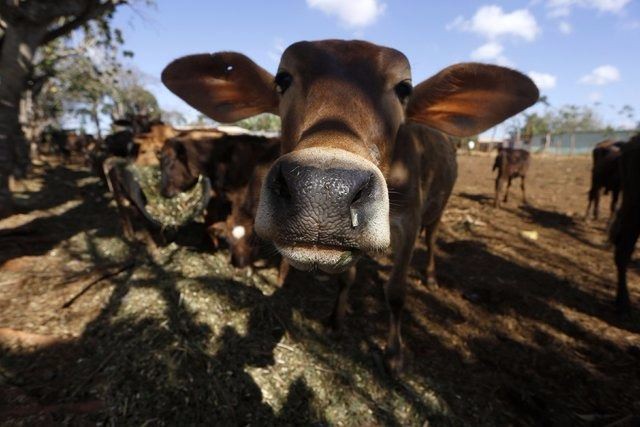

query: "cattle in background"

left=131, top=122, right=180, bottom=166
left=102, top=114, right=163, bottom=158
left=96, top=121, right=180, bottom=179
left=162, top=40, right=538, bottom=372
left=493, top=147, right=530, bottom=208
left=159, top=134, right=281, bottom=268
left=609, top=134, right=640, bottom=312
left=585, top=139, right=625, bottom=221
left=40, top=129, right=96, bottom=163
left=101, top=125, right=223, bottom=241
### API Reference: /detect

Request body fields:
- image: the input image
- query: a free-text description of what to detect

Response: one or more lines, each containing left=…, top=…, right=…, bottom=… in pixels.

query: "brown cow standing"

left=42, top=129, right=95, bottom=163
left=586, top=139, right=624, bottom=221
left=493, top=147, right=530, bottom=208
left=609, top=134, right=640, bottom=312
left=159, top=134, right=281, bottom=268
left=162, top=40, right=539, bottom=372
left=102, top=124, right=217, bottom=241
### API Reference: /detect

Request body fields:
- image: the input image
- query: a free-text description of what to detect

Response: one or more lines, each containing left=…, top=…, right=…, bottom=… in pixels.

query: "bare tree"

left=0, top=0, right=131, bottom=217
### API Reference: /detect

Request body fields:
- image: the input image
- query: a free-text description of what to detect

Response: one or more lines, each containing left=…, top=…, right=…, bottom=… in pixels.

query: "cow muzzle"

left=255, top=147, right=390, bottom=273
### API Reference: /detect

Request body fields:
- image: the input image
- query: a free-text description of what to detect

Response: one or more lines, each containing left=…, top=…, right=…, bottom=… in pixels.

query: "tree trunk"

left=0, top=23, right=45, bottom=217
left=91, top=104, right=102, bottom=140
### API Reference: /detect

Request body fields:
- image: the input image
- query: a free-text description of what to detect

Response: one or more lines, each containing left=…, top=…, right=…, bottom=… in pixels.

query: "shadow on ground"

left=2, top=159, right=639, bottom=425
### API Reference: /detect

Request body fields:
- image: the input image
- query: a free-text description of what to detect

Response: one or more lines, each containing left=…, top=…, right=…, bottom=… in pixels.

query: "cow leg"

left=614, top=227, right=639, bottom=312
left=520, top=176, right=527, bottom=205
left=107, top=174, right=135, bottom=240
left=593, top=190, right=600, bottom=220
left=327, top=265, right=356, bottom=332
left=118, top=203, right=135, bottom=240
left=503, top=177, right=512, bottom=203
left=423, top=218, right=440, bottom=287
left=276, top=258, right=289, bottom=287
left=384, top=216, right=420, bottom=373
left=610, top=189, right=620, bottom=221
left=585, top=191, right=593, bottom=221
left=494, top=176, right=504, bottom=208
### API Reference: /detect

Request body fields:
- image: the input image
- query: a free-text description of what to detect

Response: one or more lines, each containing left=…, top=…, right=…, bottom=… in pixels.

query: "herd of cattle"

left=43, top=40, right=638, bottom=372
left=492, top=135, right=639, bottom=313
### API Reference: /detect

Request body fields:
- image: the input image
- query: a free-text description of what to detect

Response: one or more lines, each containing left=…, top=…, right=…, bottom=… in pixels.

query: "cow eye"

left=275, top=72, right=293, bottom=94
left=394, top=80, right=413, bottom=102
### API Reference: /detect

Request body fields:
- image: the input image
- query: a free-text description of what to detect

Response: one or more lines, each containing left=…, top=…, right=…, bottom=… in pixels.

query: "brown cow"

left=162, top=40, right=538, bottom=372
left=493, top=147, right=530, bottom=208
left=132, top=123, right=180, bottom=166
left=101, top=123, right=207, bottom=240
left=609, top=134, right=640, bottom=312
left=42, top=129, right=95, bottom=163
left=159, top=134, right=280, bottom=267
left=585, top=139, right=624, bottom=221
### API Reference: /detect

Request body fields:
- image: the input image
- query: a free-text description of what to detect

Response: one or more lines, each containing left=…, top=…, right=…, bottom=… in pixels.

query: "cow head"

left=159, top=139, right=198, bottom=198
left=210, top=211, right=256, bottom=269
left=163, top=40, right=538, bottom=273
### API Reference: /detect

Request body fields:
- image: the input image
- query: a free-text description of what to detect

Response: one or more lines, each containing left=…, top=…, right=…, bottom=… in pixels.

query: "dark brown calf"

left=100, top=123, right=196, bottom=240
left=493, top=147, right=530, bottom=208
left=43, top=130, right=94, bottom=163
left=159, top=134, right=280, bottom=267
left=586, top=139, right=624, bottom=221
left=610, top=134, right=640, bottom=312
left=162, top=39, right=539, bottom=372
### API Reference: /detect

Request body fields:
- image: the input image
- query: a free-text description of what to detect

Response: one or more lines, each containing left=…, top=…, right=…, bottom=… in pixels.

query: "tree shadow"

left=433, top=238, right=639, bottom=331
left=458, top=192, right=493, bottom=206
left=400, top=238, right=640, bottom=424
left=13, top=164, right=97, bottom=214
left=3, top=164, right=640, bottom=425
left=0, top=249, right=331, bottom=424
left=519, top=204, right=606, bottom=249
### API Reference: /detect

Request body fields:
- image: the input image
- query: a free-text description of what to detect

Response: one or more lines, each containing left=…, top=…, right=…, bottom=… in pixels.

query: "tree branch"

left=43, top=0, right=126, bottom=45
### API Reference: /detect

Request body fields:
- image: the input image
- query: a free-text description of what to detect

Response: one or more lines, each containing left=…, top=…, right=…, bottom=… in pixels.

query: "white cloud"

left=268, top=37, right=286, bottom=63
left=306, top=0, right=386, bottom=28
left=558, top=21, right=573, bottom=33
left=624, top=19, right=640, bottom=29
left=528, top=71, right=557, bottom=90
left=588, top=91, right=602, bottom=102
left=547, top=0, right=630, bottom=17
left=579, top=65, right=621, bottom=85
left=470, top=42, right=514, bottom=66
left=447, top=5, right=540, bottom=41
left=470, top=41, right=503, bottom=59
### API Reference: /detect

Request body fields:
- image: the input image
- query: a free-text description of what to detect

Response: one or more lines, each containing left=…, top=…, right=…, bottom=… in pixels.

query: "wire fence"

left=472, top=129, right=639, bottom=156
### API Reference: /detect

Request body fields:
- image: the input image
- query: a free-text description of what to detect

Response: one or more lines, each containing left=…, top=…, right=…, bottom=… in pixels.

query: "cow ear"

left=406, top=63, right=539, bottom=137
left=162, top=52, right=279, bottom=123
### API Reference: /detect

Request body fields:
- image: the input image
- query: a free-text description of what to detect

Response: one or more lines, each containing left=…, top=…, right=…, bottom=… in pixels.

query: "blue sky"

left=113, top=0, right=640, bottom=134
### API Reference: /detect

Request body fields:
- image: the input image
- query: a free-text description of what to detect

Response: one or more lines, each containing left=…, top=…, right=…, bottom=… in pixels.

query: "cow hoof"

left=324, top=315, right=344, bottom=337
left=615, top=296, right=631, bottom=314
left=383, top=347, right=405, bottom=374
left=422, top=276, right=438, bottom=288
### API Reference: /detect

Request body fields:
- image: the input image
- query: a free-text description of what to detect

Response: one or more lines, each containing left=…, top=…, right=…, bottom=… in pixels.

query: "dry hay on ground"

left=1, top=154, right=639, bottom=426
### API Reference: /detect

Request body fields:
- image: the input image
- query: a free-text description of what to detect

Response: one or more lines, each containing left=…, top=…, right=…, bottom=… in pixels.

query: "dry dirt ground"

left=0, top=153, right=638, bottom=426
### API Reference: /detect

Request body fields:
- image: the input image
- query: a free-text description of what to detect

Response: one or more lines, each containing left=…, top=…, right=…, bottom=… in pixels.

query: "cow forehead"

left=279, top=40, right=411, bottom=80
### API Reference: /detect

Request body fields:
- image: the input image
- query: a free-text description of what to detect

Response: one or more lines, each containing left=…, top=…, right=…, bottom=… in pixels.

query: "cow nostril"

left=271, top=166, right=291, bottom=200
left=351, top=187, right=365, bottom=205
left=349, top=175, right=374, bottom=228
left=349, top=175, right=373, bottom=207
